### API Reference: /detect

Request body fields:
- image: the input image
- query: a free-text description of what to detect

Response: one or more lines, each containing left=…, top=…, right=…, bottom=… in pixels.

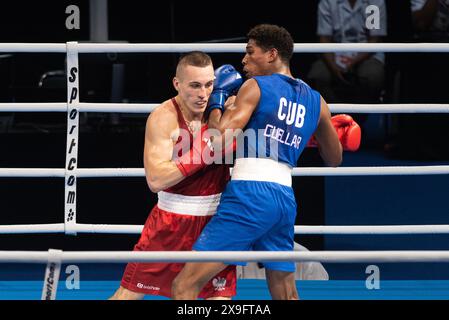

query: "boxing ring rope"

left=4, top=223, right=449, bottom=235
left=1, top=103, right=449, bottom=113
left=2, top=42, right=449, bottom=53
left=3, top=250, right=449, bottom=264
left=1, top=41, right=449, bottom=301
left=0, top=41, right=449, bottom=238
left=2, top=165, right=449, bottom=178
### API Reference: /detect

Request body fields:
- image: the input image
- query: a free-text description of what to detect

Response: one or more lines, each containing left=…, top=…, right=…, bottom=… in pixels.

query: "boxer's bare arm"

left=207, top=96, right=236, bottom=129
left=211, top=80, right=258, bottom=132
left=208, top=79, right=259, bottom=151
left=144, top=103, right=185, bottom=193
left=313, top=97, right=343, bottom=167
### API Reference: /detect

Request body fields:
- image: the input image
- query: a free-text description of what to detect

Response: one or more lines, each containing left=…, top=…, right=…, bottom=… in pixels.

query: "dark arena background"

left=1, top=0, right=449, bottom=300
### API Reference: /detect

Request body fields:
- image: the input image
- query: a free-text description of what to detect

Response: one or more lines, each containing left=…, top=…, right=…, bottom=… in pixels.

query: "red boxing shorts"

left=120, top=192, right=236, bottom=299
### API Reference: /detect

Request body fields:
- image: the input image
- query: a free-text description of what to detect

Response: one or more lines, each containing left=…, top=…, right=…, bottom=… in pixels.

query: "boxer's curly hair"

left=247, top=24, right=294, bottom=64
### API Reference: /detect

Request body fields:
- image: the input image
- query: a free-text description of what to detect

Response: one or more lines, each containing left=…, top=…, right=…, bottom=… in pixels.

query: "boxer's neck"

left=175, top=97, right=202, bottom=135
left=175, top=97, right=202, bottom=123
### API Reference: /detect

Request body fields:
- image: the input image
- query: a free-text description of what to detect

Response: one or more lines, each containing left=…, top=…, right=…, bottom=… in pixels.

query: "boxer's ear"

left=173, top=77, right=180, bottom=92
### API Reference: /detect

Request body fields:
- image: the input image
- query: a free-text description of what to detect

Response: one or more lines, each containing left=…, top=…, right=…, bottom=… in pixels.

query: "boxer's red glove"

left=175, top=125, right=215, bottom=176
left=307, top=114, right=361, bottom=151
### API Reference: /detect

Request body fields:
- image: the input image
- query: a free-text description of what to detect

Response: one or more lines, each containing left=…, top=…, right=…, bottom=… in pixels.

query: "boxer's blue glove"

left=206, top=64, right=243, bottom=114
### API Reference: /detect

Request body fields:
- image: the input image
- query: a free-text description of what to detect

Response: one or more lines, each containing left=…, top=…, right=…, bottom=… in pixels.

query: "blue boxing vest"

left=237, top=73, right=321, bottom=167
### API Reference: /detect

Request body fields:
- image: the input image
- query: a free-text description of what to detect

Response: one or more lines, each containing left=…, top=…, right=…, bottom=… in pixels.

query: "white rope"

left=291, top=166, right=449, bottom=176
left=70, top=223, right=449, bottom=235
left=294, top=225, right=449, bottom=235
left=76, top=168, right=146, bottom=177
left=2, top=250, right=449, bottom=263
left=3, top=42, right=449, bottom=53
left=0, top=168, right=142, bottom=177
left=74, top=223, right=143, bottom=234
left=75, top=168, right=144, bottom=177
left=291, top=42, right=449, bottom=53
left=1, top=103, right=448, bottom=113
left=0, top=169, right=65, bottom=177
left=0, top=102, right=156, bottom=113
left=329, top=104, right=449, bottom=114
left=0, top=102, right=157, bottom=113
left=2, top=166, right=449, bottom=178
left=0, top=43, right=67, bottom=52
left=0, top=224, right=65, bottom=234
left=78, top=103, right=158, bottom=113
left=0, top=103, right=67, bottom=112
left=3, top=223, right=449, bottom=235
left=76, top=43, right=247, bottom=53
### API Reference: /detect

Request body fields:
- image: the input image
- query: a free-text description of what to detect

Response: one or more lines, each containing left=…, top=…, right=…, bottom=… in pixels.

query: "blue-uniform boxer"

left=172, top=24, right=356, bottom=300
left=194, top=71, right=321, bottom=272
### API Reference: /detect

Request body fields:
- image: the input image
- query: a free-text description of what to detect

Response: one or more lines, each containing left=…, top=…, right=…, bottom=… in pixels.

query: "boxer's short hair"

left=176, top=51, right=212, bottom=75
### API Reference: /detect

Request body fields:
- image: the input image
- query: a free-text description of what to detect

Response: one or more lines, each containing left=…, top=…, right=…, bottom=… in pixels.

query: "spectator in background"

left=308, top=0, right=387, bottom=105
left=412, top=0, right=449, bottom=42
left=388, top=0, right=449, bottom=159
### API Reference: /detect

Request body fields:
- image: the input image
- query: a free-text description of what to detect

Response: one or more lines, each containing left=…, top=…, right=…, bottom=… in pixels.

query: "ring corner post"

left=64, top=42, right=80, bottom=236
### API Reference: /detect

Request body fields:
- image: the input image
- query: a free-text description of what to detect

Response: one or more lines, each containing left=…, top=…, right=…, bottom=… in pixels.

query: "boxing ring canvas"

left=2, top=278, right=449, bottom=300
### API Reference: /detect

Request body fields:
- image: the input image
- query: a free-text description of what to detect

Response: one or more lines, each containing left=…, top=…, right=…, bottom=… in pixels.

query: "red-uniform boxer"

left=110, top=52, right=236, bottom=300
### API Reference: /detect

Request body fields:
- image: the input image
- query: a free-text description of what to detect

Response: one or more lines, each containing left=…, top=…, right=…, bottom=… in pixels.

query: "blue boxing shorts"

left=193, top=180, right=297, bottom=272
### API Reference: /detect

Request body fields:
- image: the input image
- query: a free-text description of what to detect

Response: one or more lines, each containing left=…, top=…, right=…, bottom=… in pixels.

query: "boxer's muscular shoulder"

left=145, top=100, right=181, bottom=145
left=146, top=100, right=179, bottom=134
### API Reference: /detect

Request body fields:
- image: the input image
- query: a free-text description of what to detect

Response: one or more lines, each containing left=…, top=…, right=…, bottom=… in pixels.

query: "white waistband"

left=157, top=191, right=221, bottom=216
left=231, top=158, right=292, bottom=187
